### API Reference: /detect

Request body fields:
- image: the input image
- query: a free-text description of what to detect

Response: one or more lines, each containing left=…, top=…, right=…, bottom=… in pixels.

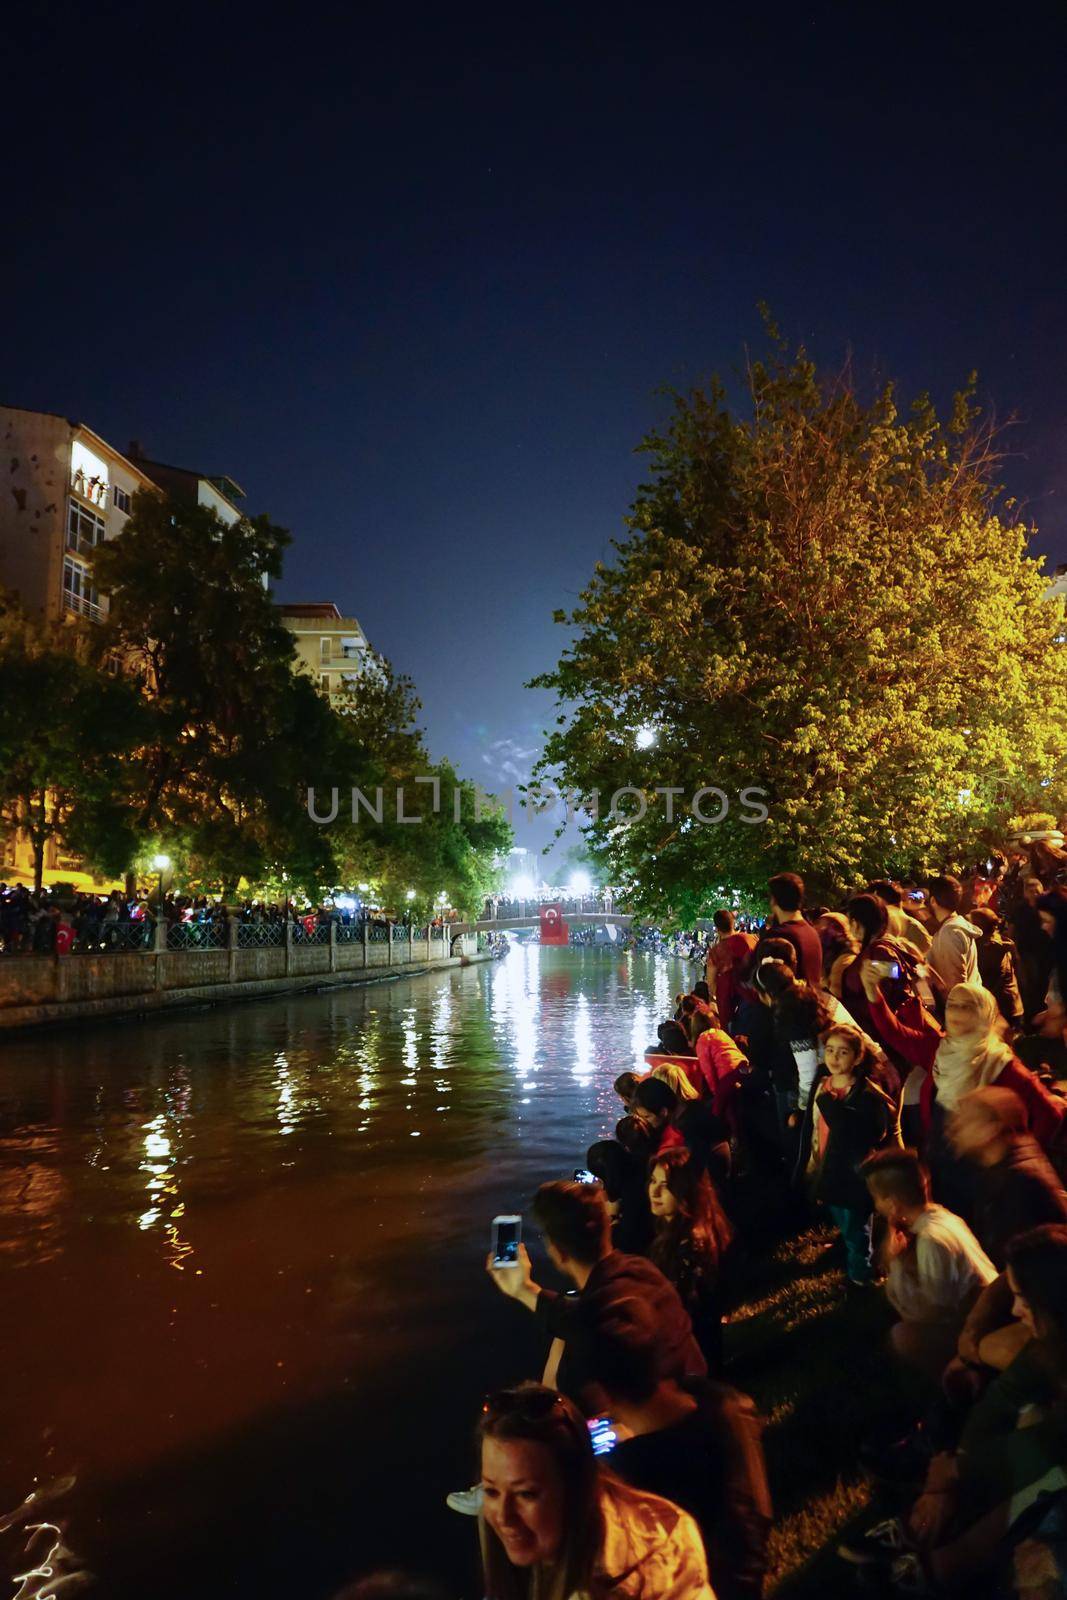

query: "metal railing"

left=367, top=923, right=389, bottom=943
left=168, top=920, right=227, bottom=951
left=63, top=590, right=107, bottom=623
left=391, top=923, right=409, bottom=943
left=95, top=919, right=155, bottom=952
left=335, top=923, right=362, bottom=943
left=237, top=921, right=285, bottom=948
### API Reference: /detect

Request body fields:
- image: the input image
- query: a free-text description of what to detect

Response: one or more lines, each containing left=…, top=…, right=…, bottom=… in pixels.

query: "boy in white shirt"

left=862, top=1147, right=997, bottom=1382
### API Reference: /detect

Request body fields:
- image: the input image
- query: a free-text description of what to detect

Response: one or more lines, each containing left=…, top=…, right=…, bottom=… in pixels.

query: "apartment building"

left=0, top=406, right=247, bottom=626
left=277, top=602, right=377, bottom=700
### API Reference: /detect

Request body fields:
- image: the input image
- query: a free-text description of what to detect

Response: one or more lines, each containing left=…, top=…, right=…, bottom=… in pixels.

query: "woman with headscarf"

left=859, top=965, right=1064, bottom=1210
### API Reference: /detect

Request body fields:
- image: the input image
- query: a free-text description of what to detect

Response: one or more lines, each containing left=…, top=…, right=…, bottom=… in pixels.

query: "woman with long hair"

left=648, top=1146, right=734, bottom=1370
left=477, top=1383, right=712, bottom=1599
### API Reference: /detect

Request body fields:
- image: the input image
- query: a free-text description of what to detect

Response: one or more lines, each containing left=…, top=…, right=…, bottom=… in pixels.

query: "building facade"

left=277, top=602, right=377, bottom=700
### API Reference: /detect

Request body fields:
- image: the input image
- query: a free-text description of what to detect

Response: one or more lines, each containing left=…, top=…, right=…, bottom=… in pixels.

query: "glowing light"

left=405, top=888, right=416, bottom=901
left=568, top=870, right=592, bottom=895
left=510, top=875, right=535, bottom=898
left=635, top=724, right=657, bottom=749
left=151, top=852, right=171, bottom=871
left=358, top=882, right=370, bottom=892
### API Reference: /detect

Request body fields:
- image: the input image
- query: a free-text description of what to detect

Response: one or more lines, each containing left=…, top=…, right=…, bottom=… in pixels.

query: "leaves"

left=531, top=336, right=1067, bottom=919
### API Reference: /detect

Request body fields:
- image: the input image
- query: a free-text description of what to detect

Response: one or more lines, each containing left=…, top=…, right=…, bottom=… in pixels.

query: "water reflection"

left=0, top=945, right=695, bottom=1598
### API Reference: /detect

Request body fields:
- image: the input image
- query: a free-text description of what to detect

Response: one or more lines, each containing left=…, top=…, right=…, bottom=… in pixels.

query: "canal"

left=0, top=944, right=691, bottom=1599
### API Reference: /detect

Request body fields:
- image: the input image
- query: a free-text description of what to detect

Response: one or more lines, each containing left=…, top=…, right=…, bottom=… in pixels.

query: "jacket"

left=534, top=1251, right=707, bottom=1407
left=811, top=1075, right=898, bottom=1210
left=611, top=1379, right=771, bottom=1600
left=971, top=1135, right=1067, bottom=1268
left=929, top=913, right=982, bottom=992
left=577, top=1476, right=714, bottom=1598
left=975, top=934, right=1024, bottom=1025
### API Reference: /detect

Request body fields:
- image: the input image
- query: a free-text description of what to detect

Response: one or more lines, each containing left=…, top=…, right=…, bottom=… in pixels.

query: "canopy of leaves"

left=0, top=601, right=149, bottom=888
left=531, top=335, right=1067, bottom=921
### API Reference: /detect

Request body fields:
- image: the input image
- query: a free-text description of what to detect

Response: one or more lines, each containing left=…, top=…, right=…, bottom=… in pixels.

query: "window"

left=320, top=673, right=331, bottom=691
left=62, top=556, right=105, bottom=621
left=67, top=498, right=106, bottom=557
left=320, top=637, right=332, bottom=663
left=113, top=485, right=131, bottom=514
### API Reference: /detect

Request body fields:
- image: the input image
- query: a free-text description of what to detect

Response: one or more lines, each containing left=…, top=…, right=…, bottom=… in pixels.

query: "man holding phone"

left=486, top=1181, right=706, bottom=1412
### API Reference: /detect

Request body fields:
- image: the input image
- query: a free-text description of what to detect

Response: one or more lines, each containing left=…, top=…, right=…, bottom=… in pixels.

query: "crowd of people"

left=0, top=884, right=402, bottom=955
left=344, top=861, right=1067, bottom=1600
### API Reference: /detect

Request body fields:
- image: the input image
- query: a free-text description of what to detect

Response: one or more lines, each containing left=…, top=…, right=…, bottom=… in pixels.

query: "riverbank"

left=0, top=931, right=486, bottom=1032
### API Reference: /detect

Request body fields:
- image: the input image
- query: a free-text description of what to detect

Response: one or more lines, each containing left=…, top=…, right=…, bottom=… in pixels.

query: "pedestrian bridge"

left=450, top=912, right=633, bottom=934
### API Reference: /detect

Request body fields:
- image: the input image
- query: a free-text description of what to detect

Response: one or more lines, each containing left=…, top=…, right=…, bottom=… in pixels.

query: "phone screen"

left=573, top=1169, right=598, bottom=1185
left=491, top=1216, right=521, bottom=1268
left=587, top=1417, right=618, bottom=1456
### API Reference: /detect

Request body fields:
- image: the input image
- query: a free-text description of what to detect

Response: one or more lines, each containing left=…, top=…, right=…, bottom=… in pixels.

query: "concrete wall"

left=0, top=407, right=69, bottom=619
left=0, top=931, right=481, bottom=1032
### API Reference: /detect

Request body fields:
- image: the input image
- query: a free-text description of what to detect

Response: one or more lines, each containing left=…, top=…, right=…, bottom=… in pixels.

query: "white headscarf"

left=933, top=982, right=1015, bottom=1110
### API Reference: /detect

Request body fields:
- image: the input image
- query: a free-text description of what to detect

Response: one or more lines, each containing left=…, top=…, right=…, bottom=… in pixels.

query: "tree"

left=531, top=333, right=1067, bottom=921
left=0, top=606, right=148, bottom=890
left=92, top=491, right=349, bottom=896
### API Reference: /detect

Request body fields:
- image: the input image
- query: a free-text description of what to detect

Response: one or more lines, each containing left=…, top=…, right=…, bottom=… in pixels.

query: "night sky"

left=8, top=5, right=1066, bottom=863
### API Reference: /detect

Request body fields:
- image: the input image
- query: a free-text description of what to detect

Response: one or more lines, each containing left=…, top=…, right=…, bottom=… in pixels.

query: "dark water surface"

left=0, top=945, right=689, bottom=1598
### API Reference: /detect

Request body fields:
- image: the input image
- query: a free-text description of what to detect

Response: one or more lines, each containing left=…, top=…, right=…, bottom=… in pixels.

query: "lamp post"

left=151, top=853, right=170, bottom=937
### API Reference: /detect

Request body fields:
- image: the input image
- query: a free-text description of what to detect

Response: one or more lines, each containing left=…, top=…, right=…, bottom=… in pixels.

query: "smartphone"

left=871, top=959, right=901, bottom=981
left=491, top=1214, right=522, bottom=1268
left=573, top=1168, right=598, bottom=1185
left=908, top=891, right=924, bottom=903
left=587, top=1417, right=618, bottom=1456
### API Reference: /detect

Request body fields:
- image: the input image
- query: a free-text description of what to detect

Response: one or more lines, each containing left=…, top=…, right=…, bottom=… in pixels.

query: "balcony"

left=63, top=590, right=107, bottom=624
left=70, top=467, right=109, bottom=508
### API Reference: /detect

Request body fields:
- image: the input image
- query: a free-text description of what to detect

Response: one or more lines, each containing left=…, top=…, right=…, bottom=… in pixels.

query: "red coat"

left=869, top=992, right=1064, bottom=1149
left=695, top=1029, right=749, bottom=1123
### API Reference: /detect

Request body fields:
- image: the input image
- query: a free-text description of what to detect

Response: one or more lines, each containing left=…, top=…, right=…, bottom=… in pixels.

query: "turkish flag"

left=540, top=903, right=569, bottom=946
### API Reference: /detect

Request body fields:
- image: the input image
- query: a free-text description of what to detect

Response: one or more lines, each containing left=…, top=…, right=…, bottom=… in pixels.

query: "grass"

left=722, top=1197, right=910, bottom=1596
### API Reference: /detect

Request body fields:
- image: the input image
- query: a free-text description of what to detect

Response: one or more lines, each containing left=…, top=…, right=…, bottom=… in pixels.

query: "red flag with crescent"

left=540, top=902, right=569, bottom=945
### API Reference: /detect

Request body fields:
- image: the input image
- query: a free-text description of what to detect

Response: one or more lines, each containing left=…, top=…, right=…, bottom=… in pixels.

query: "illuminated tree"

left=531, top=330, right=1067, bottom=919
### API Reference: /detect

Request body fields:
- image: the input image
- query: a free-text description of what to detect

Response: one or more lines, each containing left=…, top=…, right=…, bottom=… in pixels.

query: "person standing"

left=928, top=874, right=982, bottom=995
left=766, top=872, right=823, bottom=988
left=706, top=909, right=757, bottom=1029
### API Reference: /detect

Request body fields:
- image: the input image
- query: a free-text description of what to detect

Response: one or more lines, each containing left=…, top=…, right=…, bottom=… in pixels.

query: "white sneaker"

left=446, top=1483, right=483, bottom=1516
left=837, top=1516, right=910, bottom=1565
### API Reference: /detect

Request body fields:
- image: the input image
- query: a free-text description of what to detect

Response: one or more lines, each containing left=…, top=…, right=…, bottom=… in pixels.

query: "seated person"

left=485, top=1180, right=706, bottom=1412
left=840, top=1225, right=1067, bottom=1596
left=586, top=1138, right=654, bottom=1255
left=591, top=1307, right=771, bottom=1600
left=476, top=1382, right=713, bottom=1598
left=862, top=1148, right=997, bottom=1383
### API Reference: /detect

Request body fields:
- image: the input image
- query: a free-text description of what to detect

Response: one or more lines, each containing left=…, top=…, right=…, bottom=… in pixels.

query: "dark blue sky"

left=9, top=4, right=1066, bottom=864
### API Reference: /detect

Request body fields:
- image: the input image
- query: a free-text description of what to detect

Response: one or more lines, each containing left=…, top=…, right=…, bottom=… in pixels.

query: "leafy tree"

left=531, top=333, right=1067, bottom=920
left=0, top=605, right=148, bottom=890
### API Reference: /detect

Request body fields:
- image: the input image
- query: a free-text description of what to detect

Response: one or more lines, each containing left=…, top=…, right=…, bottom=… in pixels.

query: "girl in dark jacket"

left=808, top=1023, right=898, bottom=1285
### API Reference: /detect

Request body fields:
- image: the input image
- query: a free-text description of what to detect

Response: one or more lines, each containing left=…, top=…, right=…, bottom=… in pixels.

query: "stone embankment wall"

left=0, top=925, right=481, bottom=1032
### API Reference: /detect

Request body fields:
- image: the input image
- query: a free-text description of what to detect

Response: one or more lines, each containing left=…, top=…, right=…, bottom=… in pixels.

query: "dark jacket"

left=976, top=933, right=1025, bottom=1026
left=731, top=996, right=797, bottom=1094
left=611, top=1379, right=772, bottom=1600
left=534, top=1251, right=706, bottom=1408
left=812, top=1075, right=898, bottom=1211
left=971, top=1135, right=1067, bottom=1269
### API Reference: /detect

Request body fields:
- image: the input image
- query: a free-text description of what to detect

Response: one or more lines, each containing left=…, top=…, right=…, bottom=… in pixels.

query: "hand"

left=859, top=959, right=883, bottom=1002
left=908, top=1489, right=955, bottom=1546
left=486, top=1244, right=537, bottom=1302
left=885, top=1224, right=911, bottom=1260
left=957, top=1325, right=981, bottom=1364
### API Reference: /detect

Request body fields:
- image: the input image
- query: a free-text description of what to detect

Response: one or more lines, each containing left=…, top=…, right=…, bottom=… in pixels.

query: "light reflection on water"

left=0, top=944, right=695, bottom=1597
